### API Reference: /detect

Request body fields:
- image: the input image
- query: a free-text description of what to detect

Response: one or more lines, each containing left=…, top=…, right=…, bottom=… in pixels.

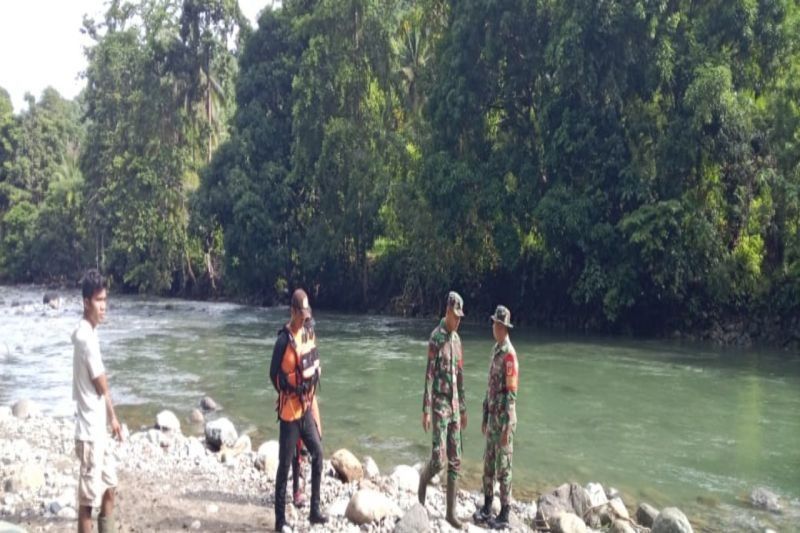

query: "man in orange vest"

left=269, top=289, right=327, bottom=531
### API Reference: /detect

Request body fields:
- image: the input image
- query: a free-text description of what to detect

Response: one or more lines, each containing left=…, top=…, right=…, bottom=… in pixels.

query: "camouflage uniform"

left=423, top=318, right=466, bottom=481
left=481, top=335, right=518, bottom=505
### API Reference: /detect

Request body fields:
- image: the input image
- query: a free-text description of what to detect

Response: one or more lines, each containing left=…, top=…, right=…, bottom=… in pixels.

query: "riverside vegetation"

left=1, top=1, right=800, bottom=345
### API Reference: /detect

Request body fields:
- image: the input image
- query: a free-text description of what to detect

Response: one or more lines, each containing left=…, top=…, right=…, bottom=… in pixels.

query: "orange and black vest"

left=275, top=325, right=320, bottom=422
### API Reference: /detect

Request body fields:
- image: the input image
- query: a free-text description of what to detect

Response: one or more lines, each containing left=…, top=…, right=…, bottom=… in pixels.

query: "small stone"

left=49, top=501, right=62, bottom=514
left=155, top=410, right=181, bottom=433
left=12, top=399, right=40, bottom=419
left=204, top=418, right=237, bottom=451
left=651, top=507, right=693, bottom=533
left=189, top=409, right=204, bottom=424
left=636, top=502, right=659, bottom=528
left=749, top=487, right=781, bottom=513
left=190, top=519, right=201, bottom=529
left=362, top=456, right=380, bottom=479
left=206, top=503, right=219, bottom=514
left=57, top=506, right=77, bottom=520
left=200, top=396, right=220, bottom=412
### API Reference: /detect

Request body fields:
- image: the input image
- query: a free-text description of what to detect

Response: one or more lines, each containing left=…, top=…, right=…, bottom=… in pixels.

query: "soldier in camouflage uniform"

left=473, top=305, right=518, bottom=529
left=418, top=291, right=468, bottom=529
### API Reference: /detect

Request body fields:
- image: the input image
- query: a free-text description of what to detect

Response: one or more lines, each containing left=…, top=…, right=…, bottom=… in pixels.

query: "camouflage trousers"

left=427, top=398, right=462, bottom=481
left=482, top=415, right=514, bottom=505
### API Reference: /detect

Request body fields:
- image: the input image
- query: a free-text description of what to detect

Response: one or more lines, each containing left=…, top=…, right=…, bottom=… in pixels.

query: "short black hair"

left=81, top=269, right=106, bottom=299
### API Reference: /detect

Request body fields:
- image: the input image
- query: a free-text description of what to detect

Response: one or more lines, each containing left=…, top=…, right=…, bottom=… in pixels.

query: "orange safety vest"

left=278, top=325, right=320, bottom=422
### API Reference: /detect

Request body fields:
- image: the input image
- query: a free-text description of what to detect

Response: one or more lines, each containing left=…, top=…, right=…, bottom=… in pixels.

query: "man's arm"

left=503, top=352, right=518, bottom=431
left=269, top=331, right=289, bottom=392
left=422, top=341, right=437, bottom=414
left=92, top=374, right=122, bottom=441
left=457, top=344, right=467, bottom=429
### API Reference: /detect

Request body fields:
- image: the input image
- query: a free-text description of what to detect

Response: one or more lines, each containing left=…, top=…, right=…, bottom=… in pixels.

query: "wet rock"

left=636, top=502, right=659, bottom=527
left=4, top=463, right=46, bottom=493
left=552, top=512, right=587, bottom=533
left=204, top=417, right=237, bottom=451
left=750, top=487, right=781, bottom=513
left=200, top=396, right=220, bottom=412
left=254, top=440, right=279, bottom=476
left=652, top=507, right=693, bottom=533
left=331, top=448, right=363, bottom=483
left=537, top=482, right=591, bottom=522
left=12, top=399, right=40, bottom=419
left=393, top=501, right=430, bottom=533
left=362, top=456, right=380, bottom=479
left=345, top=488, right=401, bottom=525
left=610, top=519, right=636, bottom=533
left=390, top=465, right=419, bottom=493
left=189, top=409, right=204, bottom=424
left=155, top=410, right=181, bottom=433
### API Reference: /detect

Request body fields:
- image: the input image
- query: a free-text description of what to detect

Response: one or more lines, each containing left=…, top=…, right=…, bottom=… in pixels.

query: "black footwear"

left=417, top=462, right=433, bottom=505
left=309, top=507, right=328, bottom=525
left=488, top=505, right=510, bottom=529
left=472, top=495, right=493, bottom=523
left=446, top=477, right=464, bottom=529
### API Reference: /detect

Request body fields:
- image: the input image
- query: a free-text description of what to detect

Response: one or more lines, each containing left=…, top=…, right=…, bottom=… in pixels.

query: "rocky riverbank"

left=0, top=400, right=716, bottom=533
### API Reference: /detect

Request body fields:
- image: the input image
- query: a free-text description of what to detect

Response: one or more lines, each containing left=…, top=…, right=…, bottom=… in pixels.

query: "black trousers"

left=275, top=409, right=323, bottom=522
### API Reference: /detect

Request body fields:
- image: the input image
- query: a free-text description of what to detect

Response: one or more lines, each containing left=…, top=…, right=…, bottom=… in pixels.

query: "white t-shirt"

left=72, top=319, right=107, bottom=441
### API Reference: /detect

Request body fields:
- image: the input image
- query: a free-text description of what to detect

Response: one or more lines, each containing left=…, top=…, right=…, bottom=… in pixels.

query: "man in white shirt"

left=72, top=269, right=123, bottom=533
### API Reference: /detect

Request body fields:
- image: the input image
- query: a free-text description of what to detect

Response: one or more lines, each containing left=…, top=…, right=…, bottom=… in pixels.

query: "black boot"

left=488, top=504, right=510, bottom=529
left=417, top=462, right=433, bottom=505
left=472, top=494, right=493, bottom=523
left=309, top=505, right=328, bottom=525
left=445, top=476, right=464, bottom=529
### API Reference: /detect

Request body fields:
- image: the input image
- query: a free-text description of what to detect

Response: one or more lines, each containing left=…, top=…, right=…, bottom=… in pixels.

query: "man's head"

left=490, top=305, right=513, bottom=342
left=444, top=291, right=464, bottom=332
left=81, top=269, right=107, bottom=327
left=290, top=288, right=312, bottom=327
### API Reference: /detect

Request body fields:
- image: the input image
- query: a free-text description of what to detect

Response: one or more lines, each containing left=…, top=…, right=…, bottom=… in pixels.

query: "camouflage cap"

left=447, top=291, right=465, bottom=317
left=490, top=305, right=513, bottom=329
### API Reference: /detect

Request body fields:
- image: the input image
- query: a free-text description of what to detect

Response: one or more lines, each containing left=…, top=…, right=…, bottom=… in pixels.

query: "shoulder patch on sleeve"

left=504, top=352, right=518, bottom=391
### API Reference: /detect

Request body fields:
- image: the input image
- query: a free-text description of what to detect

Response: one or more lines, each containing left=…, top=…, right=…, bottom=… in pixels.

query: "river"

left=1, top=285, right=798, bottom=531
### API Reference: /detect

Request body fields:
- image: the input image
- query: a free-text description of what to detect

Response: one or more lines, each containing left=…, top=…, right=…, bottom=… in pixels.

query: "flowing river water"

left=1, top=285, right=798, bottom=531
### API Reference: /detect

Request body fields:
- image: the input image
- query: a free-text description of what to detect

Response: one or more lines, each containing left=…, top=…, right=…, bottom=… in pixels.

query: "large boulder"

left=390, top=465, right=420, bottom=493
left=155, top=410, right=181, bottom=432
left=636, top=502, right=659, bottom=527
left=331, top=449, right=363, bottom=482
left=749, top=487, right=781, bottom=513
left=393, top=502, right=430, bottom=533
left=204, top=418, right=237, bottom=451
left=552, top=512, right=587, bottom=533
left=651, top=507, right=693, bottom=533
left=345, top=488, right=401, bottom=525
left=254, top=441, right=280, bottom=476
left=585, top=482, right=608, bottom=507
left=537, top=483, right=591, bottom=522
left=12, top=399, right=40, bottom=419
left=4, top=463, right=45, bottom=493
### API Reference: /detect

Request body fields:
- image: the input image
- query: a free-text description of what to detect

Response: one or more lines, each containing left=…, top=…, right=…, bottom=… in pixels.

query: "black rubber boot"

left=309, top=506, right=328, bottom=525
left=446, top=476, right=464, bottom=529
left=472, top=494, right=493, bottom=523
left=417, top=462, right=433, bottom=505
left=488, top=504, right=510, bottom=530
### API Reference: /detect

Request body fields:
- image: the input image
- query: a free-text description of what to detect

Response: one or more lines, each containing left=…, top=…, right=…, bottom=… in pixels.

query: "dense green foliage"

left=1, top=0, right=799, bottom=339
